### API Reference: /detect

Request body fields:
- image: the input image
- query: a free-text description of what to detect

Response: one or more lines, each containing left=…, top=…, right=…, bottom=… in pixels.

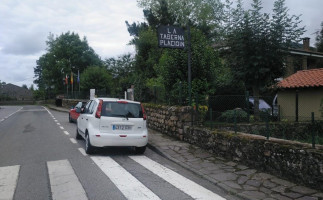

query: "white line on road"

left=91, top=156, right=161, bottom=200
left=57, top=123, right=61, bottom=125
left=129, top=156, right=226, bottom=200
left=60, top=126, right=64, bottom=130
left=78, top=148, right=87, bottom=156
left=54, top=120, right=58, bottom=122
left=63, top=131, right=69, bottom=135
left=47, top=160, right=88, bottom=200
left=0, top=107, right=23, bottom=123
left=0, top=165, right=20, bottom=200
left=70, top=138, right=77, bottom=144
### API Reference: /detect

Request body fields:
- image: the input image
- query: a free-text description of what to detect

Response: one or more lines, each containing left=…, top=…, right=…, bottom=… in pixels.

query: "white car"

left=76, top=98, right=148, bottom=154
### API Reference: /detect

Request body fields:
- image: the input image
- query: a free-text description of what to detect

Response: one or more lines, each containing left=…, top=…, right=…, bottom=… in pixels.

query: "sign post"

left=158, top=25, right=191, bottom=106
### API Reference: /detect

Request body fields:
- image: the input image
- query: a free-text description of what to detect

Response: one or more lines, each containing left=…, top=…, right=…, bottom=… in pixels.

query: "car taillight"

left=141, top=103, right=146, bottom=120
left=95, top=99, right=103, bottom=118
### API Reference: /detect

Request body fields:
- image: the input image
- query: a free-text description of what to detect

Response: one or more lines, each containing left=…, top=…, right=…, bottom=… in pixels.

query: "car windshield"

left=101, top=102, right=143, bottom=118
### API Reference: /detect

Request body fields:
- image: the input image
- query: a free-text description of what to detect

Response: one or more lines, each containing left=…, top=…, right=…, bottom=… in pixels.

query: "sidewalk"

left=47, top=105, right=323, bottom=200
left=148, top=129, right=323, bottom=200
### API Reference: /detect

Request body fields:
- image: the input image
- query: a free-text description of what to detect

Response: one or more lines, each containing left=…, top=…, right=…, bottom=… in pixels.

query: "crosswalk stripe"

left=91, top=156, right=161, bottom=200
left=47, top=160, right=88, bottom=200
left=78, top=148, right=87, bottom=156
left=70, top=138, right=77, bottom=144
left=64, top=131, right=69, bottom=135
left=129, top=155, right=226, bottom=200
left=0, top=165, right=20, bottom=200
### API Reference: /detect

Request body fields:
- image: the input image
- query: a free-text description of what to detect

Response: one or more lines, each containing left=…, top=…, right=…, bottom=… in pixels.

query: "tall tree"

left=316, top=21, right=323, bottom=52
left=34, top=32, right=102, bottom=93
left=105, top=54, right=135, bottom=96
left=80, top=66, right=112, bottom=92
left=138, top=0, right=225, bottom=40
left=226, top=0, right=304, bottom=118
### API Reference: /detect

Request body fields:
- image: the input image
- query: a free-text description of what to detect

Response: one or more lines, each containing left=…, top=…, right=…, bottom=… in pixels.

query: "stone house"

left=276, top=68, right=323, bottom=121
left=0, top=83, right=33, bottom=100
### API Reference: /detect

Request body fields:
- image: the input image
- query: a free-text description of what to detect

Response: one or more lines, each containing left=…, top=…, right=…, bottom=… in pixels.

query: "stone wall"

left=144, top=104, right=323, bottom=191
left=144, top=104, right=195, bottom=140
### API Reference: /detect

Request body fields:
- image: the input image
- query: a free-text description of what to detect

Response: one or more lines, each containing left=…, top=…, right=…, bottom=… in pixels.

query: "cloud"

left=1, top=31, right=47, bottom=55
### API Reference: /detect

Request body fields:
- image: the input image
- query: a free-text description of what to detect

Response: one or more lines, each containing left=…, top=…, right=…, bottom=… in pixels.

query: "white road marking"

left=0, top=107, right=23, bottom=123
left=60, top=126, right=64, bottom=130
left=78, top=148, right=87, bottom=156
left=70, top=138, right=77, bottom=144
left=54, top=120, right=58, bottom=122
left=91, top=156, right=161, bottom=200
left=57, top=123, right=61, bottom=125
left=47, top=160, right=88, bottom=200
left=53, top=118, right=56, bottom=120
left=63, top=131, right=69, bottom=135
left=129, top=156, right=226, bottom=200
left=0, top=165, right=20, bottom=200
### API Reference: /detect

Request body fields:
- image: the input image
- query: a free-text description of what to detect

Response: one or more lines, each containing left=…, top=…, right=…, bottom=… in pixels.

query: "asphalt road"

left=0, top=105, right=234, bottom=200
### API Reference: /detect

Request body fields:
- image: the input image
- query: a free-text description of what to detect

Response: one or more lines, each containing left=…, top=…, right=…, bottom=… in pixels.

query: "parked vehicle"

left=272, top=94, right=278, bottom=117
left=69, top=101, right=86, bottom=123
left=248, top=97, right=272, bottom=114
left=76, top=98, right=148, bottom=154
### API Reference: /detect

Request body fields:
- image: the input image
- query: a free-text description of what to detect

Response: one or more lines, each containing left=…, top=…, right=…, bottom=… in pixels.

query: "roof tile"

left=277, top=68, right=323, bottom=89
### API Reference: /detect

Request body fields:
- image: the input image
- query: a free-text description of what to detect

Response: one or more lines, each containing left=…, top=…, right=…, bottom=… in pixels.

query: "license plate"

left=113, top=125, right=131, bottom=130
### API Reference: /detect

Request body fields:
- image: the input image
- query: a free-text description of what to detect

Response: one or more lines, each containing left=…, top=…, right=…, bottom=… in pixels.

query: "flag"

left=77, top=70, right=80, bottom=83
left=65, top=74, right=68, bottom=85
left=71, top=72, right=73, bottom=84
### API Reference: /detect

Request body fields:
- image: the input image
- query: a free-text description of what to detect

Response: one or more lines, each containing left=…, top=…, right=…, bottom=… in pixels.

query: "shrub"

left=218, top=109, right=248, bottom=123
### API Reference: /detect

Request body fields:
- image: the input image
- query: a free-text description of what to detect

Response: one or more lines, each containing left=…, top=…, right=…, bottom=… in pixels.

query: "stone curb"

left=146, top=143, right=247, bottom=200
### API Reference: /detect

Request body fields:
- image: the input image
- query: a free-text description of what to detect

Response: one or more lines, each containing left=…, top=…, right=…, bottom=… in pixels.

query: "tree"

left=138, top=0, right=225, bottom=40
left=105, top=54, right=135, bottom=96
left=226, top=0, right=304, bottom=118
left=34, top=32, right=102, bottom=93
left=316, top=22, right=323, bottom=52
left=29, top=84, right=34, bottom=91
left=155, top=28, right=222, bottom=103
left=80, top=66, right=112, bottom=92
left=22, top=84, right=28, bottom=89
left=127, top=0, right=226, bottom=102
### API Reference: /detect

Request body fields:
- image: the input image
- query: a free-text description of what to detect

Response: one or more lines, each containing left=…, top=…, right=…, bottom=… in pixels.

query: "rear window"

left=101, top=102, right=143, bottom=118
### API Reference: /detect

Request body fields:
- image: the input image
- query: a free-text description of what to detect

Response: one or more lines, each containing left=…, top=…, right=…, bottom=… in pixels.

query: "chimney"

left=303, top=37, right=310, bottom=51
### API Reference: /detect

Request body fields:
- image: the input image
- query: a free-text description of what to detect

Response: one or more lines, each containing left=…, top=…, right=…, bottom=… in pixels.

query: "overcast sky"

left=0, top=0, right=322, bottom=88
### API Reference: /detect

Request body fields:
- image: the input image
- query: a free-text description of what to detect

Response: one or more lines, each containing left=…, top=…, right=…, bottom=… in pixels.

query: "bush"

left=218, top=109, right=248, bottom=123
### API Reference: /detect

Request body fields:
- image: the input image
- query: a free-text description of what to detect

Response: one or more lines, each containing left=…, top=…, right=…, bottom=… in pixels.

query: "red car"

left=69, top=102, right=86, bottom=123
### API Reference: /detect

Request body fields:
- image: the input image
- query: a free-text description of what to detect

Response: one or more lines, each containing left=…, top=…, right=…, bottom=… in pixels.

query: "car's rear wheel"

left=69, top=114, right=72, bottom=123
left=135, top=146, right=146, bottom=154
left=85, top=133, right=95, bottom=154
left=76, top=128, right=82, bottom=140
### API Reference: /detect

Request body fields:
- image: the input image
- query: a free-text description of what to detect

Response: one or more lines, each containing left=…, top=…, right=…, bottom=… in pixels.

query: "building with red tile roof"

left=276, top=68, right=323, bottom=121
left=277, top=68, right=323, bottom=89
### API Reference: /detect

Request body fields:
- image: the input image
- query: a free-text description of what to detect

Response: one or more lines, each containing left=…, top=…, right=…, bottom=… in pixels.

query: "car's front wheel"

left=135, top=146, right=146, bottom=154
left=85, top=133, right=95, bottom=154
left=69, top=114, right=72, bottom=123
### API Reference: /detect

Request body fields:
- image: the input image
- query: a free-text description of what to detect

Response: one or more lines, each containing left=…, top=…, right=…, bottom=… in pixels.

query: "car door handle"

left=86, top=119, right=88, bottom=121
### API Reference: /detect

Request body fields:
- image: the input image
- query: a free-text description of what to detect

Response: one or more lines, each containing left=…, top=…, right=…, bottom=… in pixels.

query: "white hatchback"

left=76, top=98, right=148, bottom=154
